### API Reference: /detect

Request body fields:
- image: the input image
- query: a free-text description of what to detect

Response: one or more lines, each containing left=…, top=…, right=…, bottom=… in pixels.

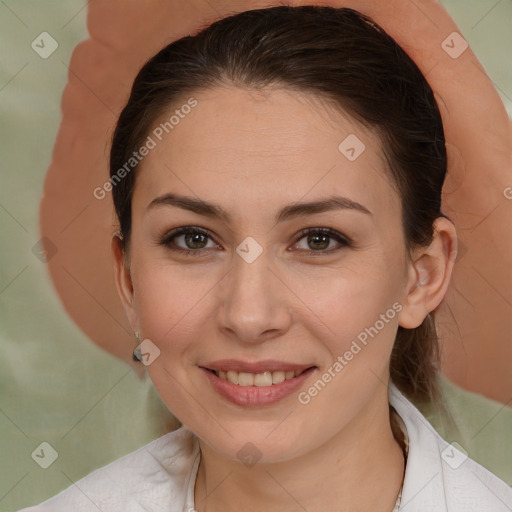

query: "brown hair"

left=110, top=5, right=451, bottom=404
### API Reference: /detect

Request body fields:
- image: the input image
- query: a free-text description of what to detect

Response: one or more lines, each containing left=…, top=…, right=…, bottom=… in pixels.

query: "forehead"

left=134, top=86, right=398, bottom=222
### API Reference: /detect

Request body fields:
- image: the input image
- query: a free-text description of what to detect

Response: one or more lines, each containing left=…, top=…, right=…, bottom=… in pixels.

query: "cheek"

left=298, top=273, right=401, bottom=419
left=131, top=261, right=214, bottom=351
left=295, top=262, right=400, bottom=349
left=131, top=265, right=209, bottom=416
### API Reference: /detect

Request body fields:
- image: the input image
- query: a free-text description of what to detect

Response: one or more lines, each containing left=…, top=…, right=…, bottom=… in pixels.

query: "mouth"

left=199, top=364, right=318, bottom=407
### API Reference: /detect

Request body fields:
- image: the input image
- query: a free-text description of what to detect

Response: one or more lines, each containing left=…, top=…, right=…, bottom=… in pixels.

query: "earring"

left=133, top=331, right=142, bottom=362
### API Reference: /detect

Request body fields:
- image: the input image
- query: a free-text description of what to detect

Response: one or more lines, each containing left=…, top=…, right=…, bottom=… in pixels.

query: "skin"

left=111, top=86, right=457, bottom=512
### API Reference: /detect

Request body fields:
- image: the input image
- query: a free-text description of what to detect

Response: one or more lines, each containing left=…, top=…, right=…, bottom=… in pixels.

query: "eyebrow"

left=147, top=193, right=372, bottom=223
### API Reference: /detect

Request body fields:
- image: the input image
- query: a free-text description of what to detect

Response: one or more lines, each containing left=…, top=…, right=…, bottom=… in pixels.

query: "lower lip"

left=200, top=367, right=317, bottom=407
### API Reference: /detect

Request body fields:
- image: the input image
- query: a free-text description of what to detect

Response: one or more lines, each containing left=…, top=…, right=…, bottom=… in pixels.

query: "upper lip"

left=201, top=359, right=316, bottom=374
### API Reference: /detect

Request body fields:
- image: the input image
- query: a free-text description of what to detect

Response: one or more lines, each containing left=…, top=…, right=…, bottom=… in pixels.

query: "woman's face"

left=118, top=86, right=419, bottom=463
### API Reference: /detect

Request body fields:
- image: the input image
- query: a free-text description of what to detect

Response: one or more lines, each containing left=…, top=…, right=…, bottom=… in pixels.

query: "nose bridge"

left=217, top=244, right=291, bottom=342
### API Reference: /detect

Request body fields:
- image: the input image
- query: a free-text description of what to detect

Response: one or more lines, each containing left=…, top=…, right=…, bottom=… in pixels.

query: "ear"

left=398, top=217, right=458, bottom=329
left=111, top=232, right=138, bottom=330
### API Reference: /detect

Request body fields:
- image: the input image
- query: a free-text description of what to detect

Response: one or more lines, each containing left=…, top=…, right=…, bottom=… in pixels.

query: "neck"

left=194, top=386, right=405, bottom=512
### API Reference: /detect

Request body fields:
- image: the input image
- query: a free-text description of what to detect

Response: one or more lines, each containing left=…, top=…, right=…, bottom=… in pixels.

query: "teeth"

left=226, top=370, right=238, bottom=384
left=213, top=368, right=307, bottom=386
left=272, top=371, right=285, bottom=384
left=238, top=372, right=254, bottom=386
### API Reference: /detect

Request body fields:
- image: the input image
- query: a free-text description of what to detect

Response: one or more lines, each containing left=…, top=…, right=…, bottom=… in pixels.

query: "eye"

left=293, top=227, right=351, bottom=255
left=157, top=226, right=351, bottom=257
left=158, top=226, right=220, bottom=256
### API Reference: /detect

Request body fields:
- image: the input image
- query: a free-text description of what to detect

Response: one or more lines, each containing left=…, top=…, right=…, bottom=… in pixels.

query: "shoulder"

left=17, top=425, right=200, bottom=512
left=389, top=382, right=512, bottom=511
left=416, top=374, right=512, bottom=485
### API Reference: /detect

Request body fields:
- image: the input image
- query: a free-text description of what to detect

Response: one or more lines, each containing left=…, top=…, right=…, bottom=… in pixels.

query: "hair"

left=110, top=5, right=452, bottom=405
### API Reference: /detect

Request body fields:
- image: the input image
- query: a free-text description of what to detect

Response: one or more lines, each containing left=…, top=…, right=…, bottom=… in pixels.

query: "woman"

left=20, top=5, right=512, bottom=511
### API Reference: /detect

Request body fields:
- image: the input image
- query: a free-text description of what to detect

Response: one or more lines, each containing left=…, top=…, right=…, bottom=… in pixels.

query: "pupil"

left=185, top=232, right=206, bottom=249
left=309, top=233, right=329, bottom=250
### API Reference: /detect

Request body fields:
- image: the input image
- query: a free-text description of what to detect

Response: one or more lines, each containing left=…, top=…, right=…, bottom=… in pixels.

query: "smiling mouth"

left=204, top=367, right=316, bottom=387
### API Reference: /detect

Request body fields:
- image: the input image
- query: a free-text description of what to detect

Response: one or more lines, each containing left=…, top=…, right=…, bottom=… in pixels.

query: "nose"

left=216, top=247, right=292, bottom=345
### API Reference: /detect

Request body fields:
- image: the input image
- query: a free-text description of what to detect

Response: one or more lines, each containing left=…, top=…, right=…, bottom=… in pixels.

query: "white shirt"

left=18, top=382, right=512, bottom=511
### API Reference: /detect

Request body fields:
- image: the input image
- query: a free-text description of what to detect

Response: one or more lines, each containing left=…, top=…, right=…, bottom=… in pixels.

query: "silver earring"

left=133, top=331, right=142, bottom=362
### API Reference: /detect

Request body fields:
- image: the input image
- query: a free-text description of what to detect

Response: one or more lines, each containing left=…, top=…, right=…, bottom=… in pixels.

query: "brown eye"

left=294, top=228, right=351, bottom=254
left=159, top=226, right=219, bottom=256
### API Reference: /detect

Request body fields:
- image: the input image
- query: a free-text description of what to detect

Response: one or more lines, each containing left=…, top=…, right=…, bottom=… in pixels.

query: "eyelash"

left=157, top=226, right=352, bottom=257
